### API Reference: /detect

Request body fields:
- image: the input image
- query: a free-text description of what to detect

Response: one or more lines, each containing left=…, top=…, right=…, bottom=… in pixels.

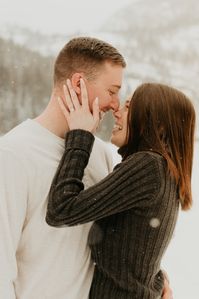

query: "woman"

left=46, top=79, right=195, bottom=298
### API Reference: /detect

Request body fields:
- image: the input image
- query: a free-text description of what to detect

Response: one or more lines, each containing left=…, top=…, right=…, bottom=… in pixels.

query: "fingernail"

left=95, top=97, right=99, bottom=104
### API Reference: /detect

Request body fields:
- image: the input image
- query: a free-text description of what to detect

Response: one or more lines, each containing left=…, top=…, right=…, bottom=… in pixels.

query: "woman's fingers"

left=63, top=84, right=75, bottom=112
left=57, top=97, right=69, bottom=120
left=64, top=78, right=90, bottom=111
left=66, top=79, right=80, bottom=110
left=92, top=97, right=100, bottom=129
left=59, top=78, right=100, bottom=133
left=80, top=78, right=89, bottom=109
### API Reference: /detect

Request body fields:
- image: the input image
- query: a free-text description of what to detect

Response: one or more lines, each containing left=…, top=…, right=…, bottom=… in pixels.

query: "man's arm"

left=0, top=149, right=27, bottom=298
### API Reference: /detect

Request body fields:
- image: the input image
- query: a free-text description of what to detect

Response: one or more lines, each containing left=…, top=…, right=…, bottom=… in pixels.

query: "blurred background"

left=0, top=0, right=198, bottom=298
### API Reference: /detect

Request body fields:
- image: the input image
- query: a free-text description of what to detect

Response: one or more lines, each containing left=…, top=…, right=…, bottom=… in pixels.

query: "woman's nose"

left=113, top=109, right=122, bottom=119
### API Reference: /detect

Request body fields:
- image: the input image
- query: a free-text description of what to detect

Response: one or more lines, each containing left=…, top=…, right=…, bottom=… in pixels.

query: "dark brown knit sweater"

left=46, top=130, right=179, bottom=299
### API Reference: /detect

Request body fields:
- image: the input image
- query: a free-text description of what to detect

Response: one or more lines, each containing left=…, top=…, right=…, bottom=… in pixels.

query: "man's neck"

left=34, top=95, right=69, bottom=139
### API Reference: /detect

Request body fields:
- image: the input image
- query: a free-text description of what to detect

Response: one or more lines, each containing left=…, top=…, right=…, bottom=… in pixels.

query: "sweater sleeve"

left=46, top=130, right=160, bottom=227
left=0, top=149, right=28, bottom=299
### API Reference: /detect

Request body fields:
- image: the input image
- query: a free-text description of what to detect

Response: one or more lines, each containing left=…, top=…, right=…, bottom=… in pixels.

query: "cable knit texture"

left=46, top=129, right=179, bottom=299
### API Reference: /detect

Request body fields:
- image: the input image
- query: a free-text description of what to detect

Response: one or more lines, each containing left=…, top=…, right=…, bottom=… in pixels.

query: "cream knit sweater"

left=0, top=120, right=112, bottom=299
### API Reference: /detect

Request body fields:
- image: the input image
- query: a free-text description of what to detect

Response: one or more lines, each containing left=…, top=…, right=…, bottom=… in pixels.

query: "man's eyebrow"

left=111, top=84, right=121, bottom=90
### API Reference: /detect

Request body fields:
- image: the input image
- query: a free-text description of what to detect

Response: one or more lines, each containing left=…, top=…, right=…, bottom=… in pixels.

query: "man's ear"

left=71, top=73, right=82, bottom=94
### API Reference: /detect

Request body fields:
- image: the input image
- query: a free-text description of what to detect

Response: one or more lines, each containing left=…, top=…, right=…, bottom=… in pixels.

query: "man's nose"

left=110, top=97, right=120, bottom=112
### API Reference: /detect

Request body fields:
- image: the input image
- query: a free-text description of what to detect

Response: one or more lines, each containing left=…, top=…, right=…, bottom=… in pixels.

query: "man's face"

left=85, top=62, right=124, bottom=113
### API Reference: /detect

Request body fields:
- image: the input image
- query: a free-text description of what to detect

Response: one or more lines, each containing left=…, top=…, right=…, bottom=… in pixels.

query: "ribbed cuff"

left=65, top=129, right=95, bottom=154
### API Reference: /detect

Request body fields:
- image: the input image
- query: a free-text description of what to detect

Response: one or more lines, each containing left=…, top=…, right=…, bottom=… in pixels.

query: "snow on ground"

left=107, top=141, right=199, bottom=299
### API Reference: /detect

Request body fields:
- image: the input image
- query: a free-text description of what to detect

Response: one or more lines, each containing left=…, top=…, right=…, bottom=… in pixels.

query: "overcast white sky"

left=0, top=0, right=135, bottom=35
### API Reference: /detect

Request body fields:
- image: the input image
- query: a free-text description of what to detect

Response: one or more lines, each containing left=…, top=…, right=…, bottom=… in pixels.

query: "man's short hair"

left=54, top=37, right=126, bottom=86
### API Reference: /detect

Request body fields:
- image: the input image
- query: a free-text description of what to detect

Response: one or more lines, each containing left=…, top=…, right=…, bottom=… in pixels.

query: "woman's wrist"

left=65, top=129, right=95, bottom=154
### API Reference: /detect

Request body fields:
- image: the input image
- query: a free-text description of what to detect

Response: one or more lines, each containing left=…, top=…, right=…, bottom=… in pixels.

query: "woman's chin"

left=110, top=134, right=119, bottom=147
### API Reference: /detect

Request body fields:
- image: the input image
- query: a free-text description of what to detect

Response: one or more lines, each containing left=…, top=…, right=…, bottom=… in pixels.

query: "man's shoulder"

left=0, top=120, right=31, bottom=160
left=93, top=136, right=111, bottom=156
left=1, top=120, right=29, bottom=143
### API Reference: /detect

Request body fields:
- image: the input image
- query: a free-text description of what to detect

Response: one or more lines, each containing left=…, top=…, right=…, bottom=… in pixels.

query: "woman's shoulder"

left=113, top=151, right=166, bottom=174
left=123, top=151, right=166, bottom=180
left=126, top=150, right=165, bottom=165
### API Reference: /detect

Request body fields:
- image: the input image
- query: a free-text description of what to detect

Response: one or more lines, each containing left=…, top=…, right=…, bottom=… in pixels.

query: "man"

left=0, top=37, right=171, bottom=299
left=0, top=37, right=125, bottom=299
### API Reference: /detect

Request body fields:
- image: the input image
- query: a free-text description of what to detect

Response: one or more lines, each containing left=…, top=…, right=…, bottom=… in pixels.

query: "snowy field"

left=108, top=141, right=199, bottom=299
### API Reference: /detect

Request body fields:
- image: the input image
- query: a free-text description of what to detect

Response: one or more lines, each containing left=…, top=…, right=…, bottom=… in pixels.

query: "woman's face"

left=110, top=99, right=130, bottom=147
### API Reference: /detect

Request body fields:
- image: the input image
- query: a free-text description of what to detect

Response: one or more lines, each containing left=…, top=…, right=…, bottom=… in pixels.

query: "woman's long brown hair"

left=119, top=83, right=196, bottom=210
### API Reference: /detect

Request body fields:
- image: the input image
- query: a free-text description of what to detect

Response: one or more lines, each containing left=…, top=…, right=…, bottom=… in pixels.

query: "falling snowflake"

left=149, top=218, right=160, bottom=228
